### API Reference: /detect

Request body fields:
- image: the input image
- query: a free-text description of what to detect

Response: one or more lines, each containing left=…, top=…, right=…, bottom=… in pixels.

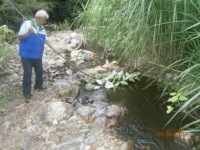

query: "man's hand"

left=27, top=26, right=34, bottom=35
left=45, top=40, right=60, bottom=55
left=18, top=26, right=35, bottom=40
left=53, top=49, right=60, bottom=55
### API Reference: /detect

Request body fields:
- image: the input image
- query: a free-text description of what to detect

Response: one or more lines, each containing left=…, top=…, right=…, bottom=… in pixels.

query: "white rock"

left=96, top=147, right=105, bottom=150
left=77, top=106, right=95, bottom=116
left=67, top=116, right=78, bottom=124
left=71, top=39, right=79, bottom=44
left=120, top=143, right=128, bottom=150
left=45, top=102, right=73, bottom=123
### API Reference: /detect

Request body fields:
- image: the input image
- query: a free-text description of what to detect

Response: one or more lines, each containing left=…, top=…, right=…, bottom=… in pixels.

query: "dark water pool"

left=106, top=77, right=190, bottom=150
left=67, top=45, right=190, bottom=149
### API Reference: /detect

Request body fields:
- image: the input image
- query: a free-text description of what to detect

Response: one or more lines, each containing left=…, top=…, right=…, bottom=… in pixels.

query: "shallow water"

left=68, top=45, right=190, bottom=149
left=106, top=77, right=190, bottom=150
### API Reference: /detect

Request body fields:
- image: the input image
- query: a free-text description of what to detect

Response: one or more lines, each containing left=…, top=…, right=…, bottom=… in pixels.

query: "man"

left=18, top=10, right=58, bottom=101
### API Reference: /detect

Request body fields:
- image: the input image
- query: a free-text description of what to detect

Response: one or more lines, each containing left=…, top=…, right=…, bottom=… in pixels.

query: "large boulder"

left=54, top=79, right=79, bottom=98
left=107, top=105, right=128, bottom=118
left=45, top=102, right=73, bottom=123
left=77, top=106, right=95, bottom=117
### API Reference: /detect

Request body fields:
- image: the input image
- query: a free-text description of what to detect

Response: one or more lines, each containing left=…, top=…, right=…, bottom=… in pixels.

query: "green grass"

left=0, top=91, right=12, bottom=106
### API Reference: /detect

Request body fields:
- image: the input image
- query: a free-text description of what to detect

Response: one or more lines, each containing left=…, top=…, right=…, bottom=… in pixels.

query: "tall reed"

left=77, top=0, right=200, bottom=131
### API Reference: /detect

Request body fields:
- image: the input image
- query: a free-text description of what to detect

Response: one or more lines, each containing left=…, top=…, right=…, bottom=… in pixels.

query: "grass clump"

left=77, top=0, right=200, bottom=132
left=0, top=91, right=12, bottom=106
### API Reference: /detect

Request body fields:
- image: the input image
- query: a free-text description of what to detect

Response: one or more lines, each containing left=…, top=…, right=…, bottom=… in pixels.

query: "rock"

left=107, top=105, right=124, bottom=117
left=63, top=35, right=72, bottom=44
left=71, top=38, right=79, bottom=44
left=96, top=147, right=106, bottom=150
left=1, top=128, right=8, bottom=137
left=67, top=116, right=78, bottom=124
left=22, top=137, right=47, bottom=150
left=7, top=73, right=19, bottom=82
left=58, top=126, right=88, bottom=150
left=95, top=116, right=107, bottom=126
left=2, top=121, right=11, bottom=130
left=102, top=62, right=119, bottom=70
left=77, top=106, right=95, bottom=116
left=174, top=132, right=195, bottom=148
left=67, top=43, right=77, bottom=48
left=25, top=124, right=42, bottom=136
left=77, top=96, right=94, bottom=105
left=4, top=132, right=24, bottom=150
left=83, top=133, right=95, bottom=146
left=0, top=69, right=13, bottom=77
left=54, top=79, right=79, bottom=98
left=78, top=66, right=108, bottom=77
left=83, top=53, right=92, bottom=61
left=120, top=141, right=135, bottom=150
left=120, top=143, right=128, bottom=150
left=81, top=50, right=99, bottom=58
left=21, top=118, right=32, bottom=128
left=94, top=105, right=107, bottom=117
left=141, top=146, right=151, bottom=150
left=90, top=89, right=108, bottom=102
left=71, top=36, right=83, bottom=50
left=45, top=102, right=73, bottom=123
left=66, top=69, right=73, bottom=75
left=89, top=144, right=96, bottom=150
left=51, top=41, right=68, bottom=53
left=106, top=117, right=117, bottom=127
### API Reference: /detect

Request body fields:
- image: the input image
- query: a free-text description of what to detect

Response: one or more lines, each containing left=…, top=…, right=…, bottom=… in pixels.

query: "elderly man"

left=18, top=10, right=57, bottom=101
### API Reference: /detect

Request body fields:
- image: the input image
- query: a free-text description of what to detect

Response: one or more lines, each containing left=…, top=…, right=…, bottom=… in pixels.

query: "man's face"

left=38, top=18, right=47, bottom=25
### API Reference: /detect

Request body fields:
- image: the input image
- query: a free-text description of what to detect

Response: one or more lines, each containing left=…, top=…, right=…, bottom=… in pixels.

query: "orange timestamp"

left=157, top=131, right=189, bottom=138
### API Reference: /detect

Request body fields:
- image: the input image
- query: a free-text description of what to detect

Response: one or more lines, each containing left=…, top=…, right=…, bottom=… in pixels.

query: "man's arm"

left=18, top=26, right=34, bottom=40
left=45, top=40, right=60, bottom=54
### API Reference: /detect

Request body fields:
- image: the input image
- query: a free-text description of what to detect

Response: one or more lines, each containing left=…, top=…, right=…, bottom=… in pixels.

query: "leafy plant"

left=168, top=92, right=188, bottom=103
left=166, top=106, right=173, bottom=114
left=0, top=25, right=14, bottom=59
left=85, top=70, right=139, bottom=90
left=166, top=92, right=188, bottom=114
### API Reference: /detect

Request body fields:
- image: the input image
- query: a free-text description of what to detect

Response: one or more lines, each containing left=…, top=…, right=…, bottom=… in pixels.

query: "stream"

left=72, top=46, right=190, bottom=150
left=107, top=78, right=189, bottom=150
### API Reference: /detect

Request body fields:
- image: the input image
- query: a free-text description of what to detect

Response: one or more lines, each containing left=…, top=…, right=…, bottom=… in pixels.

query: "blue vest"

left=19, top=19, right=46, bottom=59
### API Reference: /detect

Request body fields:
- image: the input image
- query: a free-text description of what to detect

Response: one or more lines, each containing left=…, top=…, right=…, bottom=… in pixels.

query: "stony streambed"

left=0, top=30, right=134, bottom=150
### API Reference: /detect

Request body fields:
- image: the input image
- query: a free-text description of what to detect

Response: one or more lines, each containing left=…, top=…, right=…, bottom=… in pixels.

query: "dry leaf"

left=15, top=104, right=24, bottom=109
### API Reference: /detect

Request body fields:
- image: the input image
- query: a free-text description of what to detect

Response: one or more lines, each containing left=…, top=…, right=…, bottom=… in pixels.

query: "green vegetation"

left=51, top=0, right=88, bottom=23
left=0, top=24, right=14, bottom=68
left=0, top=90, right=12, bottom=105
left=0, top=0, right=55, bottom=30
left=77, top=0, right=200, bottom=132
left=85, top=70, right=139, bottom=90
left=0, top=0, right=88, bottom=31
left=166, top=92, right=188, bottom=114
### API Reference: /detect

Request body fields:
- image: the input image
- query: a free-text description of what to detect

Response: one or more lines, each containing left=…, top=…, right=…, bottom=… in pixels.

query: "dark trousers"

left=21, top=57, right=43, bottom=96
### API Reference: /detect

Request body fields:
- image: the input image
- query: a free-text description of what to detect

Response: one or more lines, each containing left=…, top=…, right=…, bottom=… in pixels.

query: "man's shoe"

left=24, top=95, right=31, bottom=99
left=24, top=94, right=33, bottom=102
left=34, top=86, right=47, bottom=91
